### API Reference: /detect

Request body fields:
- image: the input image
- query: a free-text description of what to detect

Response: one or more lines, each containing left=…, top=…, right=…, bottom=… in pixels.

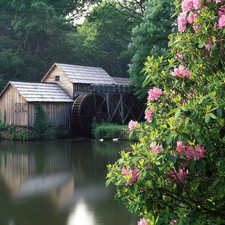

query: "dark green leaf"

left=167, top=153, right=177, bottom=163
left=174, top=108, right=181, bottom=124
left=196, top=160, right=205, bottom=172
left=208, top=112, right=217, bottom=119
left=205, top=114, right=211, bottom=123
left=216, top=108, right=223, bottom=117
left=167, top=131, right=173, bottom=144
left=188, top=159, right=195, bottom=172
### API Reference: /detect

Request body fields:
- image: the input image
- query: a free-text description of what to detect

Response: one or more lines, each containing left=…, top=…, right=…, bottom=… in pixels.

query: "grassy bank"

left=92, top=123, right=138, bottom=141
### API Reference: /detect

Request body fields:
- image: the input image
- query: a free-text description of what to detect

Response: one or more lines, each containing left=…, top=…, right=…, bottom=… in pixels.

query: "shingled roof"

left=2, top=81, right=74, bottom=102
left=50, top=63, right=116, bottom=85
left=42, top=63, right=131, bottom=86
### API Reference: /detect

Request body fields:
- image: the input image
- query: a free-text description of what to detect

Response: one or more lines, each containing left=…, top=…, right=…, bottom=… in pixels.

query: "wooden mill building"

left=0, top=63, right=144, bottom=135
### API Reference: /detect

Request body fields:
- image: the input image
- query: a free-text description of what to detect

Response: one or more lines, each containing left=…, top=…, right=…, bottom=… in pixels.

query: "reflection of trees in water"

left=0, top=140, right=136, bottom=225
left=92, top=140, right=133, bottom=157
left=69, top=140, right=133, bottom=186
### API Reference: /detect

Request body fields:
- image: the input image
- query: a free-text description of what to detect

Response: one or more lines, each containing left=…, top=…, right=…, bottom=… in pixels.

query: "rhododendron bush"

left=106, top=0, right=225, bottom=224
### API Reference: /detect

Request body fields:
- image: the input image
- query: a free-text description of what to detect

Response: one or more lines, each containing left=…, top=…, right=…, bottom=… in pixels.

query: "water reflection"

left=0, top=139, right=137, bottom=225
left=67, top=199, right=97, bottom=225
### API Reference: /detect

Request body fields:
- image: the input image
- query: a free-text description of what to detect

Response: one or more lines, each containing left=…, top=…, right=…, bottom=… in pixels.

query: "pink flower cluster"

left=128, top=120, right=138, bottom=131
left=167, top=141, right=206, bottom=183
left=170, top=220, right=177, bottom=225
left=182, top=0, right=201, bottom=12
left=171, top=65, right=191, bottom=79
left=137, top=218, right=148, bottom=225
left=178, top=0, right=225, bottom=32
left=178, top=2, right=200, bottom=33
left=177, top=53, right=183, bottom=61
left=218, top=5, right=225, bottom=28
left=176, top=141, right=205, bottom=161
left=151, top=144, right=163, bottom=154
left=145, top=109, right=154, bottom=122
left=122, top=167, right=139, bottom=186
left=168, top=167, right=189, bottom=183
left=148, top=87, right=162, bottom=101
left=204, top=39, right=213, bottom=51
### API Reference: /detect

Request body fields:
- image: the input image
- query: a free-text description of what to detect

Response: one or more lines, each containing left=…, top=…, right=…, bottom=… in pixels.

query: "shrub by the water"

left=107, top=0, right=225, bottom=224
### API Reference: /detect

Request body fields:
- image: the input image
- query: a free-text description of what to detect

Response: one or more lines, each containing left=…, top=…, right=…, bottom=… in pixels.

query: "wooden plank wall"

left=28, top=102, right=73, bottom=127
left=0, top=84, right=73, bottom=127
left=74, top=84, right=89, bottom=92
left=42, top=67, right=74, bottom=98
left=0, top=85, right=28, bottom=126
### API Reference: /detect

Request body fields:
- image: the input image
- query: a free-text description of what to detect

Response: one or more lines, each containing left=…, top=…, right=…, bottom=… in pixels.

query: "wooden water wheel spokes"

left=72, top=93, right=107, bottom=135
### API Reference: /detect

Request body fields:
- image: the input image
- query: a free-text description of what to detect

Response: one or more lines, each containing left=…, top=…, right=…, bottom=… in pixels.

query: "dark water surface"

left=0, top=139, right=138, bottom=225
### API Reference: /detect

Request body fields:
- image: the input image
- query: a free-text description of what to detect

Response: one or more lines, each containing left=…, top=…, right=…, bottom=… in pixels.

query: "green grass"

left=92, top=123, right=131, bottom=140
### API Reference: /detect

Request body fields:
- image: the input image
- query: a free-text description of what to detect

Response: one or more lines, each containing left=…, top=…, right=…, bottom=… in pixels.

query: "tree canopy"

left=128, top=0, right=175, bottom=98
left=0, top=0, right=174, bottom=93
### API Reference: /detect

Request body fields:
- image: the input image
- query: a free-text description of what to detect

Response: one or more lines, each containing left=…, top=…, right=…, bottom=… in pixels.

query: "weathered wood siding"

left=28, top=102, right=73, bottom=127
left=0, top=85, right=29, bottom=126
left=0, top=84, right=73, bottom=127
left=74, top=83, right=90, bottom=93
left=42, top=67, right=74, bottom=98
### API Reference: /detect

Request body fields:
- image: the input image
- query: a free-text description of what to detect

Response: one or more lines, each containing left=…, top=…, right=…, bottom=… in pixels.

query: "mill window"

left=55, top=76, right=60, bottom=81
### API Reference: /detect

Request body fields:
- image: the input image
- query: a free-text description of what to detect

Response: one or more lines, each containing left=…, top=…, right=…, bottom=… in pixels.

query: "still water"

left=0, top=139, right=138, bottom=225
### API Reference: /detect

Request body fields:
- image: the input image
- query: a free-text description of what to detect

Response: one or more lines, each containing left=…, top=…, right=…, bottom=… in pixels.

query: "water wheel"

left=71, top=93, right=107, bottom=135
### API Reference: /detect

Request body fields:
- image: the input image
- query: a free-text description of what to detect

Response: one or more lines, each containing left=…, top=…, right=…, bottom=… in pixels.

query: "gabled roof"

left=1, top=81, right=74, bottom=102
left=42, top=63, right=117, bottom=85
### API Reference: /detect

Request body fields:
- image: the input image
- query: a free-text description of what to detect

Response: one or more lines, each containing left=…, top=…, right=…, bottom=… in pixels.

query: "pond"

left=0, top=139, right=138, bottom=225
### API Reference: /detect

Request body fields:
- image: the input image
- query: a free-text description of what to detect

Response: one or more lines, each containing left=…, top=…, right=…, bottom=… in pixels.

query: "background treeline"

left=0, top=0, right=175, bottom=98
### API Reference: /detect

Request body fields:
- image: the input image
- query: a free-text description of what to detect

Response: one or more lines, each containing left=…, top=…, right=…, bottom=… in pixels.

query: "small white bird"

left=112, top=138, right=119, bottom=141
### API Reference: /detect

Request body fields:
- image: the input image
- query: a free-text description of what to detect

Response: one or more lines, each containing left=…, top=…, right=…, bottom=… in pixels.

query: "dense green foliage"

left=129, top=0, right=175, bottom=98
left=75, top=1, right=139, bottom=77
left=0, top=0, right=172, bottom=92
left=30, top=102, right=57, bottom=140
left=107, top=0, right=225, bottom=224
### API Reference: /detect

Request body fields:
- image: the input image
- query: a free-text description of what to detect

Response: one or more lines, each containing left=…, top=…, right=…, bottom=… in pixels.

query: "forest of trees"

left=0, top=0, right=175, bottom=98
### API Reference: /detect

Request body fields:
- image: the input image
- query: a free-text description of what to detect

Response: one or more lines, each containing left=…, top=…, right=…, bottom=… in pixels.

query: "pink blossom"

left=182, top=0, right=201, bottom=11
left=145, top=109, right=154, bottom=122
left=178, top=12, right=187, bottom=32
left=177, top=53, right=183, bottom=61
left=218, top=5, right=225, bottom=17
left=177, top=168, right=188, bottom=182
left=170, top=220, right=177, bottom=225
left=138, top=218, right=148, bottom=225
left=193, top=24, right=201, bottom=32
left=186, top=146, right=195, bottom=160
left=128, top=120, right=138, bottom=131
left=176, top=141, right=185, bottom=155
left=196, top=145, right=205, bottom=159
left=148, top=87, right=162, bottom=101
left=151, top=145, right=163, bottom=154
left=186, top=145, right=206, bottom=161
left=193, top=0, right=201, bottom=9
left=168, top=168, right=188, bottom=183
left=187, top=11, right=199, bottom=24
left=182, top=0, right=194, bottom=12
left=218, top=14, right=225, bottom=28
left=122, top=167, right=139, bottom=186
left=204, top=39, right=213, bottom=51
left=214, top=0, right=224, bottom=3
left=131, top=167, right=139, bottom=185
left=171, top=65, right=191, bottom=79
left=122, top=167, right=132, bottom=176
left=192, top=145, right=205, bottom=161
